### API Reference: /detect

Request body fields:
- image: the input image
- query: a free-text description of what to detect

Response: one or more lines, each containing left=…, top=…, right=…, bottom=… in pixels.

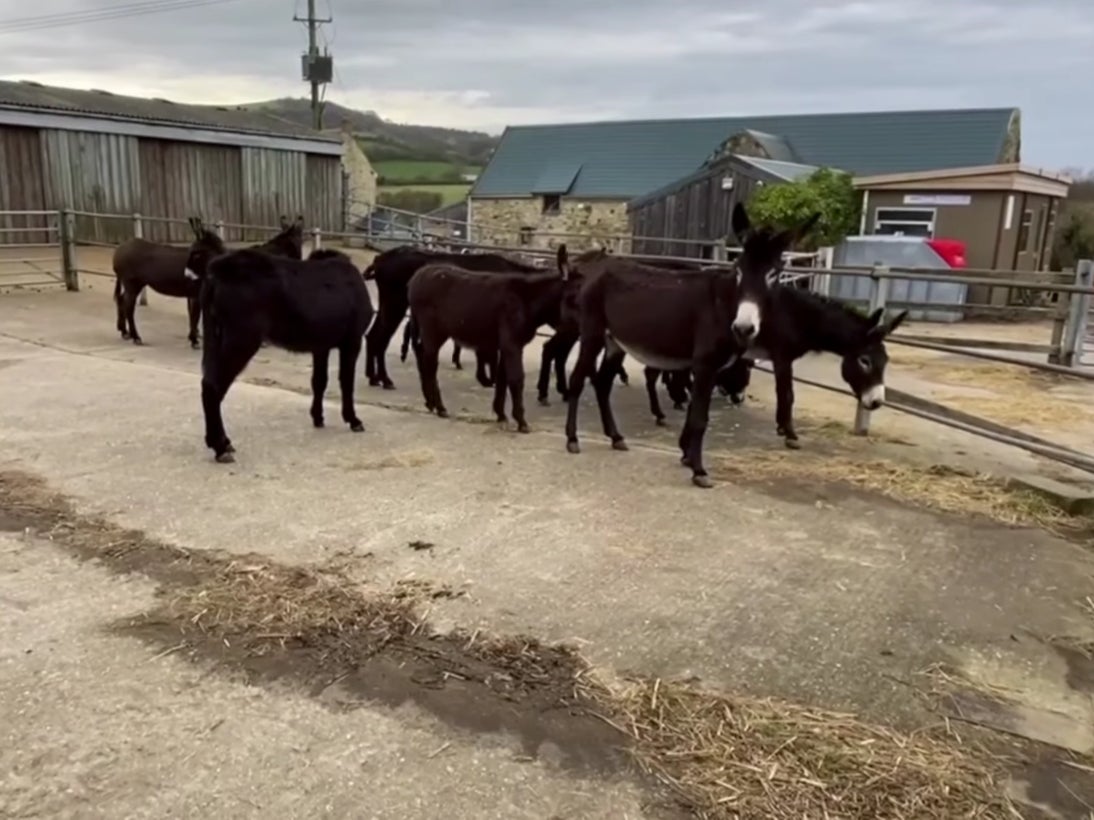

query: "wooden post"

left=1062, top=259, right=1093, bottom=367
left=711, top=238, right=727, bottom=264
left=853, top=264, right=890, bottom=435
left=816, top=245, right=834, bottom=298
left=59, top=208, right=78, bottom=291
left=311, top=226, right=322, bottom=251
left=133, top=213, right=148, bottom=305
left=213, top=219, right=225, bottom=241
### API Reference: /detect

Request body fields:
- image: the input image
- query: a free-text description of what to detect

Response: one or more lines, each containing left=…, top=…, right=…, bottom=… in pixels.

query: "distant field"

left=374, top=159, right=481, bottom=184
left=380, top=183, right=470, bottom=207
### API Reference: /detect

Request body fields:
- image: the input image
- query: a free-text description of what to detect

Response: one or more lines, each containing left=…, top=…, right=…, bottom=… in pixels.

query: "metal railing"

left=4, top=206, right=1093, bottom=474
left=0, top=210, right=68, bottom=290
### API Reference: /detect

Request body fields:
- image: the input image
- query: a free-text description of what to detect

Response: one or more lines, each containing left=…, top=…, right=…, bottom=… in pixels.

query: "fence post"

left=311, top=226, right=322, bottom=251
left=1062, top=259, right=1093, bottom=367
left=816, top=245, right=834, bottom=298
left=853, top=264, right=890, bottom=435
left=132, top=213, right=148, bottom=305
left=214, top=219, right=225, bottom=241
left=59, top=208, right=78, bottom=291
left=711, top=238, right=727, bottom=264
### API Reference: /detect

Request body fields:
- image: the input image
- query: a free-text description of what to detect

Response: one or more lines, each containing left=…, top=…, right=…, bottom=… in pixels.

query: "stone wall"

left=470, top=196, right=631, bottom=251
left=340, top=122, right=378, bottom=228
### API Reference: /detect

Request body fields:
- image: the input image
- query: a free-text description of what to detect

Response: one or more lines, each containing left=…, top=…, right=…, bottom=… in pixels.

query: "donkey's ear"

left=279, top=215, right=289, bottom=229
left=295, top=214, right=305, bottom=227
left=865, top=307, right=885, bottom=333
left=792, top=212, right=822, bottom=243
left=884, top=309, right=909, bottom=336
left=557, top=243, right=570, bottom=280
left=731, top=202, right=751, bottom=242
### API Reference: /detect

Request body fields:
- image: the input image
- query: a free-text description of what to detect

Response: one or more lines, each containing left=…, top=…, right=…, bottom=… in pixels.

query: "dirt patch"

left=0, top=468, right=1028, bottom=818
left=713, top=449, right=1094, bottom=547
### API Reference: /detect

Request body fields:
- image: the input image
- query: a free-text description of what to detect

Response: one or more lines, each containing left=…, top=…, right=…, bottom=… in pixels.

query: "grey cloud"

left=0, top=0, right=1089, bottom=165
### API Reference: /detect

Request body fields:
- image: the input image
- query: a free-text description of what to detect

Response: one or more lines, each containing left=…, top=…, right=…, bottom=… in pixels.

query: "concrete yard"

left=2, top=269, right=1094, bottom=818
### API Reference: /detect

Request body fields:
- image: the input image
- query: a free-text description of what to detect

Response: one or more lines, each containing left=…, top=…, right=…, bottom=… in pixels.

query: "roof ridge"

left=502, top=106, right=1019, bottom=131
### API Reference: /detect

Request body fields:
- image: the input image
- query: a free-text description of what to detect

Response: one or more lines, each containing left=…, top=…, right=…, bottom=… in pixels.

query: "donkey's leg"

left=364, top=309, right=380, bottom=381
left=399, top=315, right=414, bottom=363
left=122, top=285, right=142, bottom=345
left=592, top=347, right=628, bottom=450
left=452, top=343, right=463, bottom=370
left=553, top=333, right=577, bottom=400
left=772, top=357, right=800, bottom=449
left=537, top=334, right=556, bottom=406
left=475, top=349, right=494, bottom=388
left=187, top=297, right=201, bottom=349
left=201, top=333, right=261, bottom=463
left=415, top=325, right=448, bottom=418
left=367, top=308, right=399, bottom=389
left=645, top=367, right=667, bottom=425
left=310, top=348, right=331, bottom=428
left=491, top=353, right=508, bottom=424
left=338, top=337, right=365, bottom=432
left=114, top=279, right=129, bottom=339
left=680, top=367, right=717, bottom=488
left=564, top=328, right=606, bottom=454
left=500, top=334, right=529, bottom=434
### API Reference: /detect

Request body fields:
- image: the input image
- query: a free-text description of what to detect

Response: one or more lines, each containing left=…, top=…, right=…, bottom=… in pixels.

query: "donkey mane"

left=771, top=285, right=876, bottom=354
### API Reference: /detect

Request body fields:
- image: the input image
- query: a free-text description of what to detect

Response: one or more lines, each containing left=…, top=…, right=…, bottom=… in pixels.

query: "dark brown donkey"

left=198, top=247, right=375, bottom=463
left=111, top=216, right=307, bottom=348
left=406, top=248, right=573, bottom=432
left=563, top=203, right=819, bottom=488
left=112, top=217, right=224, bottom=348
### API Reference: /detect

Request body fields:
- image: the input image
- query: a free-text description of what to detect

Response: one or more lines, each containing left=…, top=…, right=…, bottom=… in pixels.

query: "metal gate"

left=0, top=210, right=67, bottom=290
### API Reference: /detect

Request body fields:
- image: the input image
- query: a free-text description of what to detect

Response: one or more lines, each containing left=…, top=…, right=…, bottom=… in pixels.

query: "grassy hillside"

left=242, top=97, right=494, bottom=213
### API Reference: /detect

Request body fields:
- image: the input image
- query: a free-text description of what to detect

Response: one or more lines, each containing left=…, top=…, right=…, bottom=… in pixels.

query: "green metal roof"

left=470, top=107, right=1017, bottom=199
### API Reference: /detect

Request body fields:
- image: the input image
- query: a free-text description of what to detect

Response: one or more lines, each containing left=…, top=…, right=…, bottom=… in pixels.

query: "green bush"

left=745, top=167, right=861, bottom=250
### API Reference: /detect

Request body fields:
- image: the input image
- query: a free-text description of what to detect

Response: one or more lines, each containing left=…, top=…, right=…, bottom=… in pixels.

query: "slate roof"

left=470, top=107, right=1017, bottom=200
left=0, top=79, right=336, bottom=142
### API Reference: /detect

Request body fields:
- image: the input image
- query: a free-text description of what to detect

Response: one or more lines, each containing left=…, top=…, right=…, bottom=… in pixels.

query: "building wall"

left=470, top=196, right=630, bottom=251
left=863, top=187, right=1061, bottom=307
left=340, top=127, right=378, bottom=227
left=629, top=161, right=768, bottom=257
left=0, top=123, right=343, bottom=246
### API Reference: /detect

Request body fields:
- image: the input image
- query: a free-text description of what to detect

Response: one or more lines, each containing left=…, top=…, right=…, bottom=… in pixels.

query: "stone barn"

left=0, top=79, right=344, bottom=245
left=469, top=107, right=1021, bottom=253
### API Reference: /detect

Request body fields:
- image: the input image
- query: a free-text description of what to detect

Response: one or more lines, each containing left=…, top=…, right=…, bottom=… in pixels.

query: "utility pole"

left=294, top=0, right=332, bottom=131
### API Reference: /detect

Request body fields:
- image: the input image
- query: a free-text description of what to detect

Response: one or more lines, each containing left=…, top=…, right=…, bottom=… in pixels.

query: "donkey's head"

left=183, top=217, right=227, bottom=284
left=840, top=308, right=908, bottom=410
left=729, top=204, right=820, bottom=343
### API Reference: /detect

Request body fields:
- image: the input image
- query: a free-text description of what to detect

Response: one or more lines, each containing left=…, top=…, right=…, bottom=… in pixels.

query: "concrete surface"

left=0, top=532, right=652, bottom=819
left=2, top=282, right=1094, bottom=815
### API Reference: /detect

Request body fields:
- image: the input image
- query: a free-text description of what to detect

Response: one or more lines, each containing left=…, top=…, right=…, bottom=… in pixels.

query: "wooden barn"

left=0, top=79, right=344, bottom=245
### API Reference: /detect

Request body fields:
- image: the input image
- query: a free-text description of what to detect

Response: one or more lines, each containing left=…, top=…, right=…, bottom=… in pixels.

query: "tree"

left=745, top=167, right=861, bottom=250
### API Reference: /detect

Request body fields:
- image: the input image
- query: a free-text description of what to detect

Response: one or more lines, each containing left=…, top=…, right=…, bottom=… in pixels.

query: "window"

left=542, top=194, right=561, bottom=215
left=874, top=208, right=935, bottom=238
left=1017, top=209, right=1032, bottom=252
left=518, top=226, right=534, bottom=246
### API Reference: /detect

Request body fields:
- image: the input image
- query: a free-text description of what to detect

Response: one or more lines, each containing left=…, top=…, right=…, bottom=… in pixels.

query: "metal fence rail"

left=0, top=210, right=67, bottom=290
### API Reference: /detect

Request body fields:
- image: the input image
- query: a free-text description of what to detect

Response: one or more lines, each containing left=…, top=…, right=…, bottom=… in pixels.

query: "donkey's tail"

left=363, top=262, right=377, bottom=280
left=113, top=277, right=122, bottom=304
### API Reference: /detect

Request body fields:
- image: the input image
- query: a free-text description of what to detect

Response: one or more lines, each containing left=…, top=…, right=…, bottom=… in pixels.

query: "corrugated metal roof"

left=736, top=157, right=817, bottom=182
left=470, top=107, right=1017, bottom=199
left=531, top=161, right=582, bottom=194
left=0, top=79, right=336, bottom=142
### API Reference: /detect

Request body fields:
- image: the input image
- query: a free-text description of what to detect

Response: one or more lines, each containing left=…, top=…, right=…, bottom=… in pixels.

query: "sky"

left=0, top=0, right=1091, bottom=168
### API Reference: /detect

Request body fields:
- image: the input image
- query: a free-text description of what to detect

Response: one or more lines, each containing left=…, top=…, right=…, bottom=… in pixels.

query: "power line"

left=0, top=0, right=247, bottom=35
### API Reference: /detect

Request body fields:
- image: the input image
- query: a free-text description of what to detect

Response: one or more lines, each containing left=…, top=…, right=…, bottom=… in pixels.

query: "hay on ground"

left=584, top=676, right=1016, bottom=819
left=714, top=450, right=1088, bottom=541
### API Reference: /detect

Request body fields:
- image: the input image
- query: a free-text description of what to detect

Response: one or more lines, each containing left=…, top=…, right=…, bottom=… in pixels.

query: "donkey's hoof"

left=313, top=418, right=325, bottom=428
left=132, top=337, right=144, bottom=346
left=655, top=417, right=667, bottom=427
left=692, top=474, right=714, bottom=489
left=517, top=422, right=530, bottom=434
left=566, top=440, right=581, bottom=454
left=437, top=409, right=449, bottom=419
left=350, top=421, right=365, bottom=433
left=785, top=437, right=802, bottom=450
left=611, top=439, right=629, bottom=452
left=538, top=397, right=550, bottom=407
left=215, top=451, right=235, bottom=464
left=382, top=381, right=396, bottom=391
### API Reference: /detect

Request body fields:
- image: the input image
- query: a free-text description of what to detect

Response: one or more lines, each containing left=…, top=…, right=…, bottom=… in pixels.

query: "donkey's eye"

left=858, top=355, right=872, bottom=372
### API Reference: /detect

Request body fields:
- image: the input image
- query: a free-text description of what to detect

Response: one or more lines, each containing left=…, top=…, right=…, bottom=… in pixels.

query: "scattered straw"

left=584, top=676, right=1015, bottom=819
left=930, top=393, right=1094, bottom=430
left=714, top=450, right=1090, bottom=542
left=346, top=449, right=435, bottom=471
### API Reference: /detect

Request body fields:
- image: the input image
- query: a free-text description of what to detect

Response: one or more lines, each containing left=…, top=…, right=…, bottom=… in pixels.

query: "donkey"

left=406, top=248, right=573, bottom=432
left=256, top=215, right=306, bottom=259
left=198, top=246, right=375, bottom=463
left=112, top=217, right=224, bottom=348
left=702, top=289, right=908, bottom=449
left=364, top=246, right=545, bottom=390
left=563, top=203, right=819, bottom=488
